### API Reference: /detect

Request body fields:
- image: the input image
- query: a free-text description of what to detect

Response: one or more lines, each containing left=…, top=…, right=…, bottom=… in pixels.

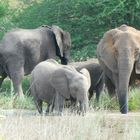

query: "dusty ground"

left=0, top=109, right=140, bottom=140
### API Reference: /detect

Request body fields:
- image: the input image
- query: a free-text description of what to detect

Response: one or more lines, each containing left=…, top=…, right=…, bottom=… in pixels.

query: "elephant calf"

left=70, top=58, right=104, bottom=102
left=30, top=59, right=91, bottom=115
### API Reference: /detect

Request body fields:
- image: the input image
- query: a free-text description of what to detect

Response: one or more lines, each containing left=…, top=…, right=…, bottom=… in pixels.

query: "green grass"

left=0, top=91, right=34, bottom=110
left=1, top=77, right=30, bottom=94
left=0, top=77, right=140, bottom=112
left=128, top=88, right=140, bottom=111
left=0, top=77, right=34, bottom=109
left=90, top=88, right=140, bottom=112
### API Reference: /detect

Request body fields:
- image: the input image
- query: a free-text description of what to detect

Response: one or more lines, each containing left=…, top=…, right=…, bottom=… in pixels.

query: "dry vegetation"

left=0, top=110, right=140, bottom=140
left=0, top=78, right=140, bottom=140
left=0, top=87, right=139, bottom=140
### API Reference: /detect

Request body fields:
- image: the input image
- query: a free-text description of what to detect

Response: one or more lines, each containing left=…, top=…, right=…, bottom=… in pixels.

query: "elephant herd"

left=0, top=24, right=140, bottom=114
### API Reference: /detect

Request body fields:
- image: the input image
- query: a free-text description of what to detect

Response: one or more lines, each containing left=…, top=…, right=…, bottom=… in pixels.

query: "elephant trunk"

left=60, top=57, right=68, bottom=65
left=56, top=51, right=68, bottom=65
left=118, top=57, right=134, bottom=114
left=55, top=44, right=69, bottom=65
left=60, top=51, right=70, bottom=65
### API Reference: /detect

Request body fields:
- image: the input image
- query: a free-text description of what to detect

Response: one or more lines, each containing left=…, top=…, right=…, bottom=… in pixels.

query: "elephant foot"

left=120, top=108, right=128, bottom=114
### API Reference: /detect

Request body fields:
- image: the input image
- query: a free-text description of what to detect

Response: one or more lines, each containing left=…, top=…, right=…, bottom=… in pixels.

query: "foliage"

left=0, top=0, right=8, bottom=18
left=1, top=0, right=140, bottom=60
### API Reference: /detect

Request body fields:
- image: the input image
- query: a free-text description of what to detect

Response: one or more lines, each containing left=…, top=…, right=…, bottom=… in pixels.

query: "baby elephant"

left=30, top=59, right=91, bottom=115
left=70, top=58, right=104, bottom=102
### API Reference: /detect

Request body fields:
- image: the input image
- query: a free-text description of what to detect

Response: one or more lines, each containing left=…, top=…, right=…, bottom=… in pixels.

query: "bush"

left=0, top=0, right=8, bottom=17
left=1, top=0, right=140, bottom=60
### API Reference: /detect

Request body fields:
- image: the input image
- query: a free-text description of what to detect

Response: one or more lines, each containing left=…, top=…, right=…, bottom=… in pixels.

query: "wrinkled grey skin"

left=30, top=59, right=91, bottom=115
left=70, top=58, right=104, bottom=102
left=97, top=24, right=140, bottom=114
left=0, top=25, right=71, bottom=98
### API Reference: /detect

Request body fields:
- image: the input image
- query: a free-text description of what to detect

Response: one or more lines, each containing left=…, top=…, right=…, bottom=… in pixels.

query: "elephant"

left=0, top=25, right=71, bottom=98
left=70, top=58, right=104, bottom=102
left=30, top=59, right=91, bottom=115
left=97, top=24, right=140, bottom=114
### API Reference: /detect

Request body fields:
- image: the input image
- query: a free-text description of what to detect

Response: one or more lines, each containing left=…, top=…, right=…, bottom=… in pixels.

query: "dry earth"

left=0, top=109, right=139, bottom=140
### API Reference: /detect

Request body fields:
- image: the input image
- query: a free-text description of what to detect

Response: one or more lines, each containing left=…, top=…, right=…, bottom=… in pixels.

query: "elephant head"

left=51, top=66, right=90, bottom=114
left=97, top=24, right=140, bottom=114
left=52, top=25, right=71, bottom=65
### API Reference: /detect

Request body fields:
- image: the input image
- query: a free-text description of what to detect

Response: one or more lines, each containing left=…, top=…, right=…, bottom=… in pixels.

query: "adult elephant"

left=0, top=25, right=71, bottom=98
left=31, top=59, right=91, bottom=115
left=97, top=24, right=140, bottom=114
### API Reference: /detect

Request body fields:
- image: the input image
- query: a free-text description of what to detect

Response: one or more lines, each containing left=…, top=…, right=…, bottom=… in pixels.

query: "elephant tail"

left=96, top=70, right=104, bottom=86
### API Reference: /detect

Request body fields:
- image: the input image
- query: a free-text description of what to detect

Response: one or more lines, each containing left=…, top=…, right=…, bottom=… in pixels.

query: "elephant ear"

left=51, top=68, right=71, bottom=99
left=97, top=29, right=120, bottom=73
left=52, top=25, right=64, bottom=57
left=80, top=68, right=91, bottom=89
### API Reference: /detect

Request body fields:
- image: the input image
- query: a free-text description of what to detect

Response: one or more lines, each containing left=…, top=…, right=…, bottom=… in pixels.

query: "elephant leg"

left=45, top=104, right=51, bottom=115
left=71, top=97, right=77, bottom=109
left=54, top=92, right=60, bottom=115
left=45, top=103, right=54, bottom=115
left=105, top=75, right=116, bottom=98
left=57, top=95, right=64, bottom=115
left=95, top=89, right=101, bottom=103
left=79, top=101, right=85, bottom=116
left=54, top=93, right=64, bottom=115
left=88, top=89, right=94, bottom=100
left=35, top=98, right=43, bottom=114
left=54, top=93, right=59, bottom=113
left=95, top=78, right=104, bottom=102
left=8, top=65, right=24, bottom=98
left=93, top=88, right=101, bottom=110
